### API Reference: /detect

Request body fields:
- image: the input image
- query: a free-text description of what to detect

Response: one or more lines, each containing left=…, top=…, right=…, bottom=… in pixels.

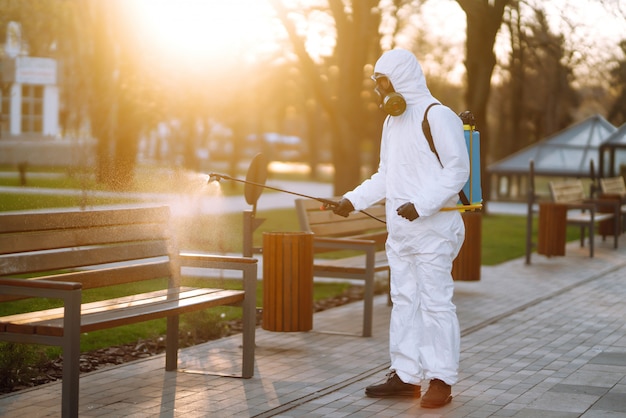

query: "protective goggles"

left=371, top=74, right=391, bottom=97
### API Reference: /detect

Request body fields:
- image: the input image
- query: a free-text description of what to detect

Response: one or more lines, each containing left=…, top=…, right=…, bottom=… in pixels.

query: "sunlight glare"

left=165, top=170, right=225, bottom=218
left=129, top=0, right=278, bottom=66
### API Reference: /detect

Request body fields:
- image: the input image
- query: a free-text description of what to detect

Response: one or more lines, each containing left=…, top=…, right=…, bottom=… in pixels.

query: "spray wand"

left=208, top=172, right=338, bottom=208
left=207, top=172, right=386, bottom=224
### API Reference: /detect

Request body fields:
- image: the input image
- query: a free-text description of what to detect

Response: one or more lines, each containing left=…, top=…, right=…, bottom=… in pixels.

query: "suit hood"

left=373, top=49, right=433, bottom=106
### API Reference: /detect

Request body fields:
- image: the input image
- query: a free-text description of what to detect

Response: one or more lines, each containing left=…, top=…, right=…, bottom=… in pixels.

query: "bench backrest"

left=295, top=198, right=387, bottom=247
left=600, top=176, right=626, bottom=196
left=0, top=206, right=177, bottom=303
left=549, top=180, right=586, bottom=204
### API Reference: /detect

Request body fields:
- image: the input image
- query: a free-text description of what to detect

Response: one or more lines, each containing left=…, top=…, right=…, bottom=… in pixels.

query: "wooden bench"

left=600, top=176, right=626, bottom=197
left=0, top=206, right=257, bottom=418
left=600, top=176, right=626, bottom=232
left=295, top=198, right=388, bottom=337
left=548, top=180, right=620, bottom=257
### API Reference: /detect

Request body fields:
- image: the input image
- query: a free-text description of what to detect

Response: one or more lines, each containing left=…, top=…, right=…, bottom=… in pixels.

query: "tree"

left=495, top=2, right=578, bottom=160
left=524, top=9, right=578, bottom=139
left=269, top=0, right=511, bottom=197
left=269, top=0, right=384, bottom=195
left=608, top=40, right=626, bottom=126
left=67, top=1, right=164, bottom=189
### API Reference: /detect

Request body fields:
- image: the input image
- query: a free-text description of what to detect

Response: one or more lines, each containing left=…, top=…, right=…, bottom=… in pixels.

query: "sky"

left=127, top=0, right=279, bottom=68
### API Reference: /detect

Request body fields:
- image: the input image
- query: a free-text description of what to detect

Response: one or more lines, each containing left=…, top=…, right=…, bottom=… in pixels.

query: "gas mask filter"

left=373, top=74, right=406, bottom=116
left=382, top=92, right=406, bottom=116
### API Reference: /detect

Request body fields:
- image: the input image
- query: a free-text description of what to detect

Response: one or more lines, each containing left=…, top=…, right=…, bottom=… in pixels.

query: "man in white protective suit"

left=332, top=49, right=469, bottom=408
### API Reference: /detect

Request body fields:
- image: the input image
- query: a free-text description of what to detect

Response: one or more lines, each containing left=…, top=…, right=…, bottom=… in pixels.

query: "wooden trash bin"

left=262, top=232, right=314, bottom=332
left=598, top=195, right=621, bottom=237
left=537, top=202, right=567, bottom=257
left=452, top=211, right=482, bottom=281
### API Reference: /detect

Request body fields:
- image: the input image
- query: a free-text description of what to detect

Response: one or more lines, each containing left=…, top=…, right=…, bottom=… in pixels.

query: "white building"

left=1, top=55, right=59, bottom=137
left=0, top=21, right=92, bottom=168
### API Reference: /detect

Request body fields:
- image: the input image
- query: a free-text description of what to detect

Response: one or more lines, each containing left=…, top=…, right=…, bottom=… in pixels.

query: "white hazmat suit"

left=344, top=49, right=469, bottom=386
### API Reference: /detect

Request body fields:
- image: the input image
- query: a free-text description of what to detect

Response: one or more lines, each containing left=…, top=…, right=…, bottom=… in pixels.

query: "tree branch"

left=268, top=0, right=334, bottom=115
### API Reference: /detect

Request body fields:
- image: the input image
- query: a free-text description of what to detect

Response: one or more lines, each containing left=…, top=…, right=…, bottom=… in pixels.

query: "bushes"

left=180, top=310, right=232, bottom=346
left=0, top=343, right=49, bottom=393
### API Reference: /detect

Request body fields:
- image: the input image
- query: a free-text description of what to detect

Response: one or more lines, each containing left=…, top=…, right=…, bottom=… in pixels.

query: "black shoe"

left=365, top=371, right=421, bottom=398
left=420, top=379, right=452, bottom=408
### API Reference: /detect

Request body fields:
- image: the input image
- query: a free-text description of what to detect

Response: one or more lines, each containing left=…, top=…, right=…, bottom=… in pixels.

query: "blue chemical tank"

left=461, top=123, right=482, bottom=208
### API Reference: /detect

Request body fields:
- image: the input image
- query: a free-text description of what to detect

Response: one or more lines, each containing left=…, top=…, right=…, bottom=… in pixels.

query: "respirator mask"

left=372, top=74, right=406, bottom=116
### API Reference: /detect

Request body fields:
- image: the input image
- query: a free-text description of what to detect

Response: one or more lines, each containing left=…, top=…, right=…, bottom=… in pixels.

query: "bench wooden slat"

left=314, top=250, right=389, bottom=275
left=308, top=219, right=385, bottom=237
left=550, top=183, right=585, bottom=202
left=4, top=287, right=245, bottom=337
left=0, top=277, right=82, bottom=291
left=0, top=206, right=170, bottom=233
left=0, top=223, right=166, bottom=256
left=299, top=201, right=386, bottom=237
left=566, top=212, right=613, bottom=224
left=0, top=240, right=170, bottom=276
left=600, top=176, right=626, bottom=196
left=0, top=261, right=172, bottom=303
left=179, top=252, right=259, bottom=266
left=304, top=205, right=386, bottom=223
left=77, top=289, right=245, bottom=332
left=599, top=176, right=626, bottom=233
left=2, top=288, right=205, bottom=324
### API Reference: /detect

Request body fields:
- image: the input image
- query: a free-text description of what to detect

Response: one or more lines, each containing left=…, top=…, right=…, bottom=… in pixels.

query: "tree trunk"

left=112, top=93, right=141, bottom=190
left=84, top=1, right=116, bottom=185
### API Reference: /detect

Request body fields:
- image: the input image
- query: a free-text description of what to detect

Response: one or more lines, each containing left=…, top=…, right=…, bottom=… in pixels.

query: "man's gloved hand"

left=333, top=198, right=355, bottom=217
left=397, top=202, right=419, bottom=221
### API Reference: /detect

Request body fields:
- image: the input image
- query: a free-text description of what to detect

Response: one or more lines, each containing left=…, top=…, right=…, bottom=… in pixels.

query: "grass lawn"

left=0, top=193, right=134, bottom=211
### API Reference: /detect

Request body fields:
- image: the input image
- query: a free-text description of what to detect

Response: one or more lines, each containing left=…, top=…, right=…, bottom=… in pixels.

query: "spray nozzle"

left=207, top=173, right=225, bottom=183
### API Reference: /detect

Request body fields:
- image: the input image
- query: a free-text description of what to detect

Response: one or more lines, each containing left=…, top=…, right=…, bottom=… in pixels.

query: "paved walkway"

left=1, top=231, right=625, bottom=417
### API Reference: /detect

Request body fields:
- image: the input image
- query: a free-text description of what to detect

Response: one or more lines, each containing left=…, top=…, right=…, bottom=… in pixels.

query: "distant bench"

left=548, top=179, right=619, bottom=257
left=295, top=198, right=388, bottom=337
left=600, top=176, right=626, bottom=232
left=0, top=206, right=257, bottom=418
left=600, top=176, right=626, bottom=197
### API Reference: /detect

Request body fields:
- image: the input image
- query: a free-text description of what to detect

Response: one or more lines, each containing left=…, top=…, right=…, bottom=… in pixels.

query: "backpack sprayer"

left=423, top=107, right=483, bottom=212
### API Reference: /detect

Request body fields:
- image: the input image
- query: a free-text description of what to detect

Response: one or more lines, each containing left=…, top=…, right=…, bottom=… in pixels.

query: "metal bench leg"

left=614, top=208, right=620, bottom=248
left=62, top=290, right=81, bottom=418
left=589, top=220, right=595, bottom=258
left=362, top=275, right=374, bottom=337
left=580, top=226, right=586, bottom=248
left=362, top=248, right=375, bottom=338
left=241, top=264, right=257, bottom=378
left=165, top=316, right=179, bottom=371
